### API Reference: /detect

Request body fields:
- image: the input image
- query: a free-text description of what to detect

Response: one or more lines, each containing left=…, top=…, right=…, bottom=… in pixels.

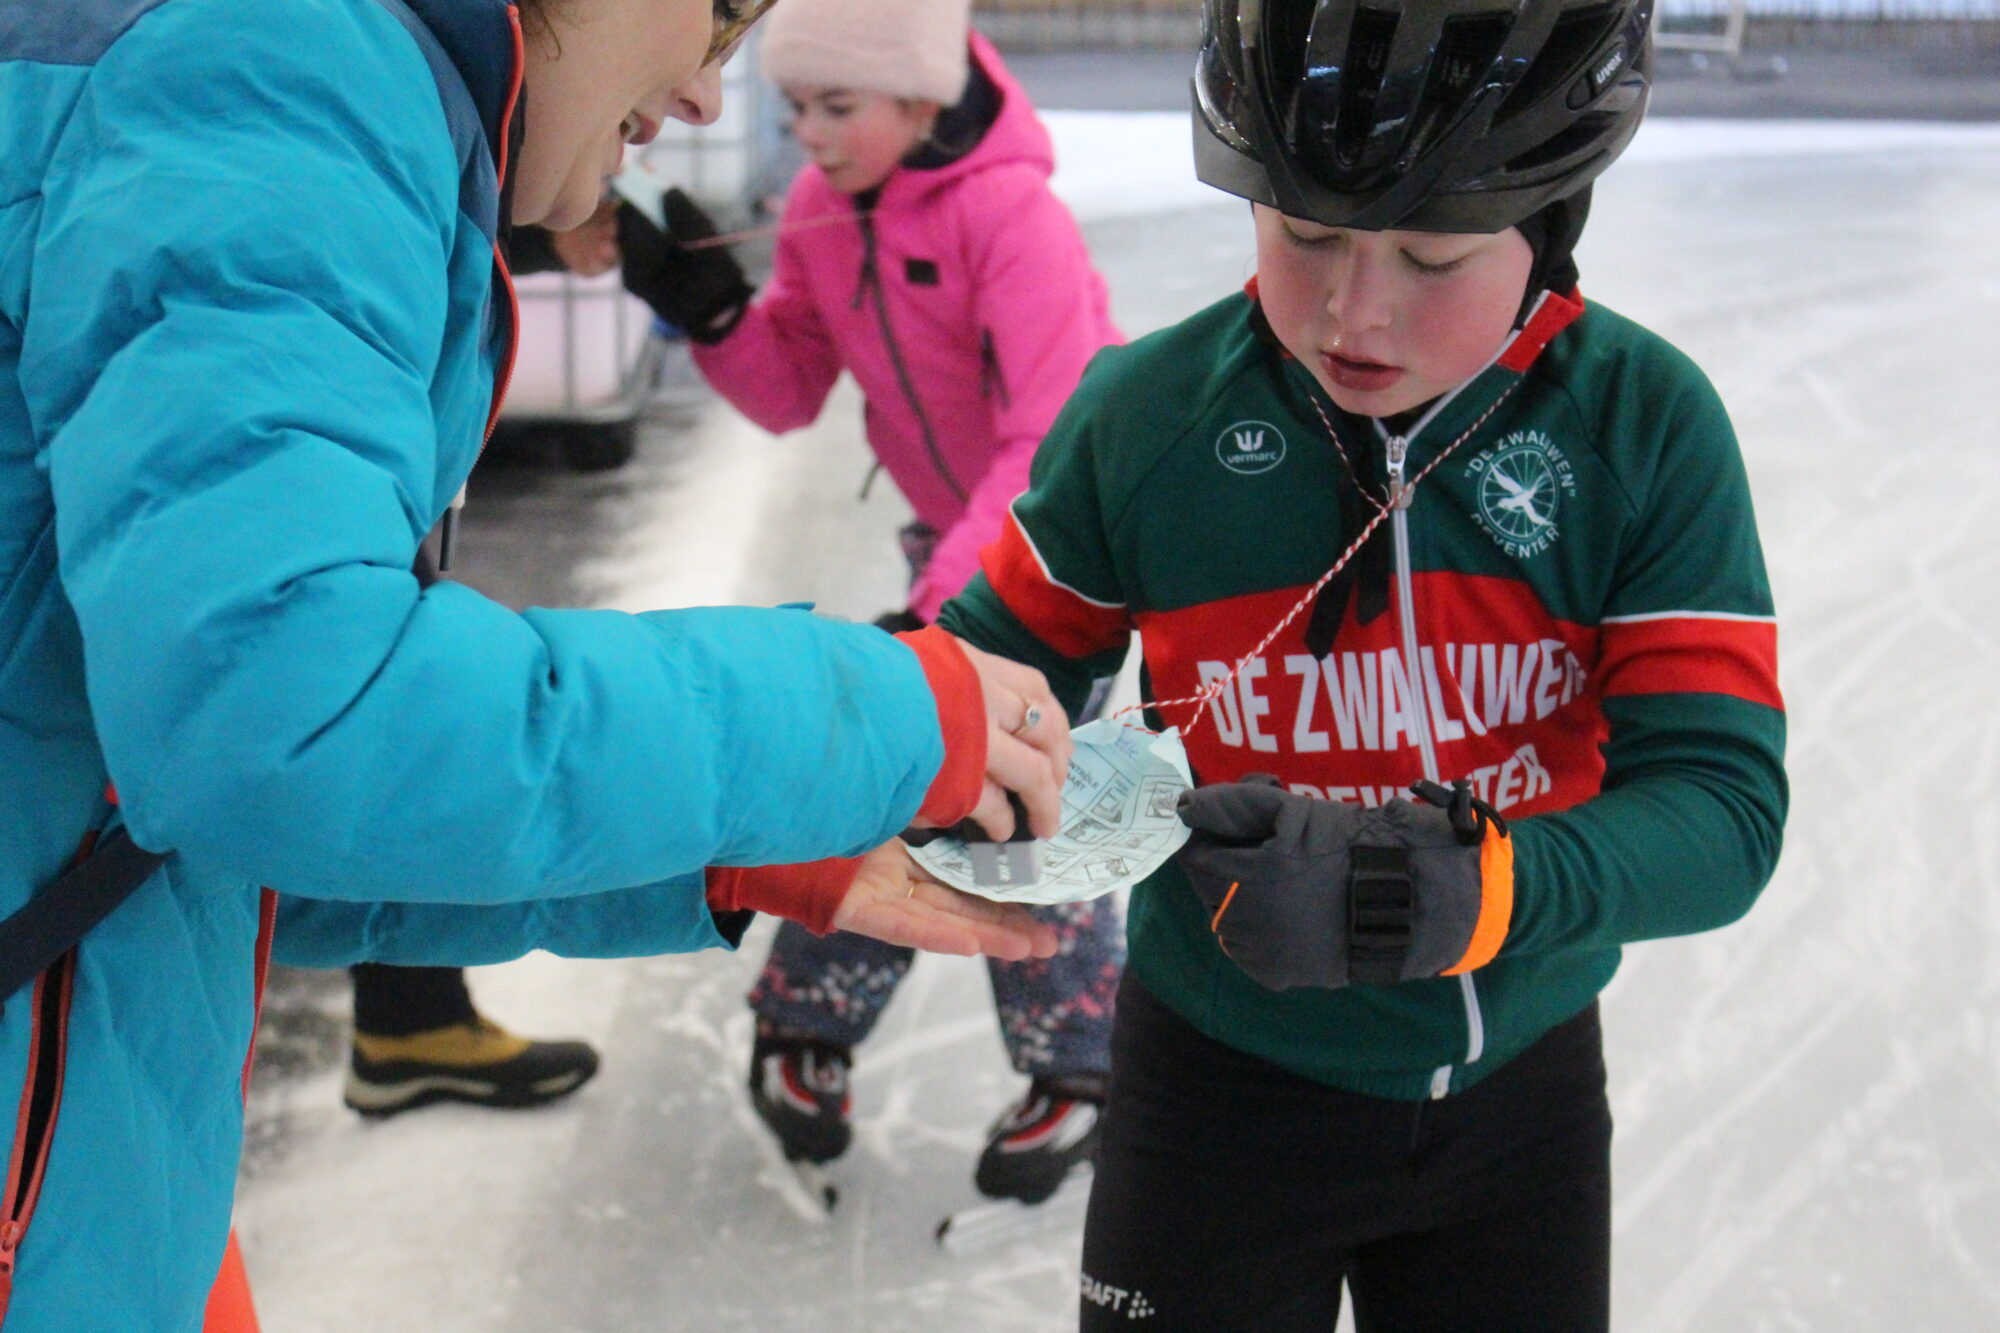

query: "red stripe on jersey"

left=1597, top=615, right=1782, bottom=709
left=1498, top=289, right=1585, bottom=373
left=981, top=514, right=1132, bottom=659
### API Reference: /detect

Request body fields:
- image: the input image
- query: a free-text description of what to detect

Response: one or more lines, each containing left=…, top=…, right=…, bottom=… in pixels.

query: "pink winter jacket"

left=692, top=35, right=1122, bottom=622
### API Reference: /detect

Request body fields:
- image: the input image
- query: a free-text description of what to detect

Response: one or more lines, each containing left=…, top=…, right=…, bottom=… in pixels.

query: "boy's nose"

left=1323, top=249, right=1394, bottom=332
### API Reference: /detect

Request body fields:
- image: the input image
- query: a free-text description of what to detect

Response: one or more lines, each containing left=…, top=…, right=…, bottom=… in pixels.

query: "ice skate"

left=749, top=1027, right=854, bottom=1162
left=972, top=1072, right=1105, bottom=1204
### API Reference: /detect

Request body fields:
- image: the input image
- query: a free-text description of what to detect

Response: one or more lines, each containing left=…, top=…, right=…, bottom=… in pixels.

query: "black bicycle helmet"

left=1194, top=0, right=1652, bottom=233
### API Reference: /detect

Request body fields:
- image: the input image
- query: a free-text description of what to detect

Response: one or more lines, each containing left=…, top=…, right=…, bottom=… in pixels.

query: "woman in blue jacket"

left=0, top=0, right=1073, bottom=1327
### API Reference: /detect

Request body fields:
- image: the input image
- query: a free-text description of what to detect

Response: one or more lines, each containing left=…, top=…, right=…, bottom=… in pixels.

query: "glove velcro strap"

left=1348, top=845, right=1413, bottom=987
left=1441, top=823, right=1515, bottom=977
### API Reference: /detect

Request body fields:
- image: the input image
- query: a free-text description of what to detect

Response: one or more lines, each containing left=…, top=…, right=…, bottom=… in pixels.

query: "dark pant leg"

left=350, top=964, right=478, bottom=1037
left=986, top=897, right=1124, bottom=1077
left=1081, top=975, right=1369, bottom=1333
left=1348, top=1004, right=1614, bottom=1333
left=746, top=920, right=916, bottom=1047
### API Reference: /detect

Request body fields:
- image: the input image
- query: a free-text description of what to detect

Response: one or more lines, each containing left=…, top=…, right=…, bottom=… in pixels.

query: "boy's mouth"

left=1321, top=352, right=1404, bottom=394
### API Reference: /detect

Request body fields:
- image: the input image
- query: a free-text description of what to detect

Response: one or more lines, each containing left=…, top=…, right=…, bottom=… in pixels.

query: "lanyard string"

left=674, top=208, right=876, bottom=251
left=1111, top=381, right=1522, bottom=742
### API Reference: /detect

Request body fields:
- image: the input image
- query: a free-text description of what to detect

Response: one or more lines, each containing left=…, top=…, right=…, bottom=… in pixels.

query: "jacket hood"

left=880, top=32, right=1054, bottom=205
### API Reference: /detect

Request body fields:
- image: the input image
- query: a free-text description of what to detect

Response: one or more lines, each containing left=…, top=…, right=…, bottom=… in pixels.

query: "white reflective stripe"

left=1429, top=1065, right=1452, bottom=1100
left=1007, top=500, right=1126, bottom=610
left=1599, top=609, right=1777, bottom=624
left=1458, top=972, right=1484, bottom=1063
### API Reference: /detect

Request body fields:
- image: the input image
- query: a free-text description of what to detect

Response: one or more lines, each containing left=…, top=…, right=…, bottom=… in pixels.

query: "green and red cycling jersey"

left=938, top=286, right=1787, bottom=1101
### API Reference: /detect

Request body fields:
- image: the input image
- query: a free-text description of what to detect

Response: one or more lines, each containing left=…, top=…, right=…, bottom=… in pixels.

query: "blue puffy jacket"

left=0, top=0, right=957, bottom=1325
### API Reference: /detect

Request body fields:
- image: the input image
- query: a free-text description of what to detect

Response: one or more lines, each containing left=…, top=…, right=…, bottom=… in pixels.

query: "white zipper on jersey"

left=1376, top=391, right=1487, bottom=1098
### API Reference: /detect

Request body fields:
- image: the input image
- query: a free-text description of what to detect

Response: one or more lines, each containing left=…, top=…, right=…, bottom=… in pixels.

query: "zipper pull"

left=437, top=483, right=468, bottom=573
left=1385, top=435, right=1410, bottom=510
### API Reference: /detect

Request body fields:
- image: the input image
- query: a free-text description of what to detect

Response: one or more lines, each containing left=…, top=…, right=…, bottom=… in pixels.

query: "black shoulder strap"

left=0, top=827, right=165, bottom=1011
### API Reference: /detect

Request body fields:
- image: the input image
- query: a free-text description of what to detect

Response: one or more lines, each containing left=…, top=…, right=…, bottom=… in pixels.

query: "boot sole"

left=343, top=1067, right=592, bottom=1117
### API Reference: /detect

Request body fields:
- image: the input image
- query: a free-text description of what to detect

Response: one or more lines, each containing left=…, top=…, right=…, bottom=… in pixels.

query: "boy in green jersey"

left=931, top=0, right=1788, bottom=1327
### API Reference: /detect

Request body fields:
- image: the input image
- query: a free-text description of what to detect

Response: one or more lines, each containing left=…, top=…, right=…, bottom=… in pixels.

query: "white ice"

left=233, top=115, right=2000, bottom=1331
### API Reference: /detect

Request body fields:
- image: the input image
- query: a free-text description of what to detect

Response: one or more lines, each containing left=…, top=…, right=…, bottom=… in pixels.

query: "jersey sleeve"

left=1505, top=365, right=1788, bottom=956
left=32, top=5, right=947, bottom=908
left=935, top=363, right=1135, bottom=721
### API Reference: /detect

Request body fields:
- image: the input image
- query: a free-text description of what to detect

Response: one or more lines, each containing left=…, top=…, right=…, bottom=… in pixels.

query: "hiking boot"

left=974, top=1073, right=1106, bottom=1204
left=748, top=1027, right=854, bottom=1165
left=343, top=1017, right=600, bottom=1118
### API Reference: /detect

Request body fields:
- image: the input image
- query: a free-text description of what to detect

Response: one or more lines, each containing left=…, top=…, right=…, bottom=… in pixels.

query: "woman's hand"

left=831, top=842, right=1058, bottom=961
left=954, top=640, right=1073, bottom=842
left=548, top=196, right=622, bottom=277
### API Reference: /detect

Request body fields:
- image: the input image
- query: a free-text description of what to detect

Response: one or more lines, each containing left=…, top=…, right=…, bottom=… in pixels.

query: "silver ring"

left=1010, top=706, right=1042, bottom=737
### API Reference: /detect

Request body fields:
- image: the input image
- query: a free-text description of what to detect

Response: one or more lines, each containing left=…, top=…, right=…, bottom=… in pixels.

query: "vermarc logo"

left=1215, top=420, right=1287, bottom=475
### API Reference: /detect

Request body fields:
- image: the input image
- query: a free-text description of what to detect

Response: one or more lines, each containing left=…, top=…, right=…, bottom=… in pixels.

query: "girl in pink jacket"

left=639, top=0, right=1125, bottom=1206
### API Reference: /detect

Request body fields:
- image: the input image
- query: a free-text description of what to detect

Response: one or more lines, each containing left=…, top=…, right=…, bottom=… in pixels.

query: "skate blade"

left=934, top=1170, right=1090, bottom=1256
left=751, top=1139, right=839, bottom=1222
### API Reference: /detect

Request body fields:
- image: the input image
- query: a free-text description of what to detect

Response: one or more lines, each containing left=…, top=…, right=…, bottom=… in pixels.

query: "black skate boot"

left=748, top=1026, right=854, bottom=1165
left=974, top=1073, right=1106, bottom=1204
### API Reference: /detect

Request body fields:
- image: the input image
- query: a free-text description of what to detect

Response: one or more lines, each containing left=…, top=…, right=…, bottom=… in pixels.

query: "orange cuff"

left=705, top=857, right=864, bottom=937
left=1441, top=824, right=1514, bottom=976
left=895, top=626, right=986, bottom=826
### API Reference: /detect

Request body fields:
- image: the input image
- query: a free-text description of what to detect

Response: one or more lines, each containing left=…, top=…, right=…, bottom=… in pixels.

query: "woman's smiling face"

left=1252, top=205, right=1534, bottom=419
left=513, top=0, right=728, bottom=230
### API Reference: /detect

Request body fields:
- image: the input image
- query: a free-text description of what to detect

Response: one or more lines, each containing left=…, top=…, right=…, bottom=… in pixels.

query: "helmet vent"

left=1406, top=14, right=1514, bottom=157
left=1330, top=7, right=1400, bottom=171
left=1495, top=1, right=1619, bottom=126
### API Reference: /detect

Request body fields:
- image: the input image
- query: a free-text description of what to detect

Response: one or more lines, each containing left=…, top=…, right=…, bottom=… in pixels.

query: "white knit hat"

left=758, top=0, right=972, bottom=106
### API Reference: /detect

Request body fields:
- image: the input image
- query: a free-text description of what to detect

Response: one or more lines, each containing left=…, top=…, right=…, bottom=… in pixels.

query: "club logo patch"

left=1215, top=420, right=1286, bottom=475
left=1466, top=430, right=1577, bottom=558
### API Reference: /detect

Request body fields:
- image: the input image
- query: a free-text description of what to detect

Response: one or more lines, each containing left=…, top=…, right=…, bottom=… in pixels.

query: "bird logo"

left=1477, top=445, right=1559, bottom=543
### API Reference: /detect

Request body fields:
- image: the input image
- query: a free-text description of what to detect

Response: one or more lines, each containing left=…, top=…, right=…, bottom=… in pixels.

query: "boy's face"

left=1253, top=206, right=1534, bottom=420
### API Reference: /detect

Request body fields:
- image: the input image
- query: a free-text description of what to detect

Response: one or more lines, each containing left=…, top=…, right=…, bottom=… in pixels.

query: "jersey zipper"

left=1380, top=405, right=1487, bottom=1100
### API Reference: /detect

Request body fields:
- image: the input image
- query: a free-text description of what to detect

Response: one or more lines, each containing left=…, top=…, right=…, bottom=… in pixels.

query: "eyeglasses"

left=705, top=0, right=780, bottom=67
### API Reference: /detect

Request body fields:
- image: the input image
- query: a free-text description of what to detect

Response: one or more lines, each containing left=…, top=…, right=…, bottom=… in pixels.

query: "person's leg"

left=1346, top=1004, right=1614, bottom=1333
left=986, top=899, right=1123, bottom=1078
left=747, top=920, right=916, bottom=1047
left=344, top=965, right=600, bottom=1117
left=1080, top=975, right=1367, bottom=1332
left=975, top=898, right=1124, bottom=1200
left=350, top=964, right=476, bottom=1035
left=745, top=921, right=919, bottom=1162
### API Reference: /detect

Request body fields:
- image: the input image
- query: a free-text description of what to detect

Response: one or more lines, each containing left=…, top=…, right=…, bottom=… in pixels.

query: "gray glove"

left=1174, top=776, right=1512, bottom=992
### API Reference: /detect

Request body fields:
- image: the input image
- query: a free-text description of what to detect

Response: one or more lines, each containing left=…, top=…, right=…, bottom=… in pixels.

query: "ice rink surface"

left=235, top=116, right=2000, bottom=1330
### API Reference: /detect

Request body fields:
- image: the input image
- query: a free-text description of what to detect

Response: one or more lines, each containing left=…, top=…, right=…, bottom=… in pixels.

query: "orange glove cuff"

left=1441, top=824, right=1513, bottom=976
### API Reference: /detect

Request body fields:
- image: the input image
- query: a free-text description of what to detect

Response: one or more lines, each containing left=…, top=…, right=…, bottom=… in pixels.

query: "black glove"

left=1174, top=776, right=1512, bottom=992
left=616, top=190, right=753, bottom=345
left=871, top=609, right=927, bottom=634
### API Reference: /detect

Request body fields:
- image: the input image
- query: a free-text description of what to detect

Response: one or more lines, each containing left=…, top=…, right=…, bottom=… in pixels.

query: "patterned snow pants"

left=748, top=898, right=1124, bottom=1076
left=747, top=522, right=1125, bottom=1077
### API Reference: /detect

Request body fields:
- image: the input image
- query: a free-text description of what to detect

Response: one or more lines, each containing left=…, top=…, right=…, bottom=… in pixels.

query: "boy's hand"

left=832, top=842, right=1058, bottom=961
left=1175, top=777, right=1513, bottom=991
